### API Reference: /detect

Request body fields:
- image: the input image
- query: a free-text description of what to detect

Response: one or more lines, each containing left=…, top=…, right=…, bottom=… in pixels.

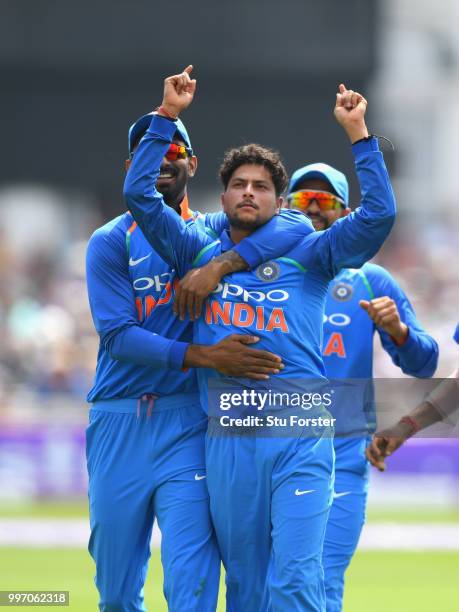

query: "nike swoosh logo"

left=195, top=474, right=206, bottom=481
left=129, top=254, right=152, bottom=266
left=333, top=491, right=351, bottom=499
left=295, top=489, right=315, bottom=496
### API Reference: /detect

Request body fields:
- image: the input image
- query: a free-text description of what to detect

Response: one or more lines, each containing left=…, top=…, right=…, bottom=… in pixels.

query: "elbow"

left=422, top=349, right=440, bottom=378
left=123, top=178, right=142, bottom=209
left=406, top=348, right=439, bottom=379
left=377, top=211, right=396, bottom=238
left=386, top=211, right=396, bottom=232
left=102, top=328, right=128, bottom=362
left=421, top=339, right=440, bottom=378
left=104, top=336, right=122, bottom=361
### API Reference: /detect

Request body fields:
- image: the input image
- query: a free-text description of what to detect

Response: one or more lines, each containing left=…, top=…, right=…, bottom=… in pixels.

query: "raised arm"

left=124, top=66, right=211, bottom=276
left=124, top=114, right=210, bottom=277
left=290, top=85, right=396, bottom=276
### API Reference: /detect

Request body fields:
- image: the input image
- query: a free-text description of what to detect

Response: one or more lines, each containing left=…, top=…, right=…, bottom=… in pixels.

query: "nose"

left=306, top=200, right=321, bottom=214
left=243, top=182, right=255, bottom=198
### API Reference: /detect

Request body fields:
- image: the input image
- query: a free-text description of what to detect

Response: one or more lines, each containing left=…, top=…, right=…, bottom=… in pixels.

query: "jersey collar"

left=180, top=194, right=194, bottom=220
left=219, top=229, right=235, bottom=252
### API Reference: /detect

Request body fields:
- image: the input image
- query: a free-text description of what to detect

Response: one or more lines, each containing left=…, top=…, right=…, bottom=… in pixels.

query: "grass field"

left=1, top=501, right=459, bottom=611
left=1, top=548, right=459, bottom=611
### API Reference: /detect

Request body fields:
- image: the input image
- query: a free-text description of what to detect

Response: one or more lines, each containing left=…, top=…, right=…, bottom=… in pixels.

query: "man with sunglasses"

left=286, top=165, right=439, bottom=612
left=86, top=107, right=319, bottom=610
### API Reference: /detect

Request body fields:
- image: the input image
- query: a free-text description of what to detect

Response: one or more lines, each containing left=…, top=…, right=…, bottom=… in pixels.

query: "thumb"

left=385, top=438, right=402, bottom=456
left=359, top=299, right=370, bottom=311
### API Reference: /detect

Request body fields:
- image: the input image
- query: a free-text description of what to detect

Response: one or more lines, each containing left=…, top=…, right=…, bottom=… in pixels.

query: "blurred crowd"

left=0, top=184, right=457, bottom=425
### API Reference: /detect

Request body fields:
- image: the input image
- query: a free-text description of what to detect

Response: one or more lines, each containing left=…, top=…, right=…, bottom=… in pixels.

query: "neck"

left=229, top=227, right=252, bottom=244
left=165, top=190, right=186, bottom=216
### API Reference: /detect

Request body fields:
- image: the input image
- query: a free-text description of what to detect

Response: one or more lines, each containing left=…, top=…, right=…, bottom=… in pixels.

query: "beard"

left=226, top=209, right=265, bottom=231
left=307, top=213, right=330, bottom=230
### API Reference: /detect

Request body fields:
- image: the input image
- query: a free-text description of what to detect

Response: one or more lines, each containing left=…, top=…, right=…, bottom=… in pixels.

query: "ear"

left=220, top=192, right=227, bottom=212
left=342, top=207, right=351, bottom=217
left=187, top=155, right=198, bottom=177
left=275, top=196, right=284, bottom=214
left=125, top=159, right=131, bottom=172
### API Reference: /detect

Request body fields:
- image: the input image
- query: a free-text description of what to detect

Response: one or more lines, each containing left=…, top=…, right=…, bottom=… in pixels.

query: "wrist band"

left=352, top=135, right=373, bottom=145
left=155, top=105, right=178, bottom=120
left=353, top=133, right=395, bottom=150
left=399, top=415, right=421, bottom=437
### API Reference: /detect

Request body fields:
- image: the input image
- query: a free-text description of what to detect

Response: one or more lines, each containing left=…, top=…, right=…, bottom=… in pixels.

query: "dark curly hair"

left=219, top=144, right=288, bottom=197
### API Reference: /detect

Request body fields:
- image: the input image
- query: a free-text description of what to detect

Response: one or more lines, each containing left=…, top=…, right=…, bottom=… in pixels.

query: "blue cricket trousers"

left=323, top=437, right=369, bottom=612
left=206, top=418, right=334, bottom=612
left=86, top=394, right=220, bottom=612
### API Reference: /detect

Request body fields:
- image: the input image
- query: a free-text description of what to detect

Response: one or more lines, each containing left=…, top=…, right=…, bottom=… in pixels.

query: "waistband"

left=91, top=392, right=201, bottom=414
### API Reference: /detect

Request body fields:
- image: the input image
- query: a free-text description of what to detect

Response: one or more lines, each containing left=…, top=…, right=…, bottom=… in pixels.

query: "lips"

left=237, top=201, right=258, bottom=210
left=158, top=165, right=176, bottom=179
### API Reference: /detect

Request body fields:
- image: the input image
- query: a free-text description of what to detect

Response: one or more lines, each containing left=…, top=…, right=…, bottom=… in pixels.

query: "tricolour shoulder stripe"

left=276, top=257, right=307, bottom=273
left=192, top=240, right=221, bottom=267
left=357, top=269, right=375, bottom=300
left=125, top=221, right=137, bottom=255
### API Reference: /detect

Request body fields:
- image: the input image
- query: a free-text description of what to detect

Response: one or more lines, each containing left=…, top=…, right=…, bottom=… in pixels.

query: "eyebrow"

left=231, top=177, right=270, bottom=186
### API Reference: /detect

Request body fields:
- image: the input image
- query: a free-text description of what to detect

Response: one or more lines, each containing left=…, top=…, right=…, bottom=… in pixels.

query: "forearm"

left=329, top=138, right=396, bottom=272
left=183, top=344, right=214, bottom=369
left=395, top=374, right=458, bottom=436
left=422, top=373, right=459, bottom=423
left=105, top=325, right=188, bottom=370
left=391, top=330, right=439, bottom=378
left=233, top=210, right=314, bottom=269
left=204, top=251, right=249, bottom=277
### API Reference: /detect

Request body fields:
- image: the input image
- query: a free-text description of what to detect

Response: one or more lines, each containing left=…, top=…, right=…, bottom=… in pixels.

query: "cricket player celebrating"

left=286, top=162, right=439, bottom=611
left=124, top=66, right=396, bottom=611
left=86, top=101, right=319, bottom=609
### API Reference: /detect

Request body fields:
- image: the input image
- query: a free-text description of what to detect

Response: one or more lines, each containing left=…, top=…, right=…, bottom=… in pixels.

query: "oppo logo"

left=133, top=273, right=171, bottom=292
left=212, top=282, right=289, bottom=303
left=323, top=313, right=351, bottom=327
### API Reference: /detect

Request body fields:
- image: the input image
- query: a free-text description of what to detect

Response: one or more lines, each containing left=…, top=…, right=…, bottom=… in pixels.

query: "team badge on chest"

left=256, top=261, right=281, bottom=282
left=332, top=282, right=353, bottom=302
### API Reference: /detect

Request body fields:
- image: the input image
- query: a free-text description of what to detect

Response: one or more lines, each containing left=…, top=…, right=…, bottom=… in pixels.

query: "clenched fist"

left=159, top=65, right=197, bottom=119
left=359, top=296, right=409, bottom=346
left=334, top=83, right=369, bottom=143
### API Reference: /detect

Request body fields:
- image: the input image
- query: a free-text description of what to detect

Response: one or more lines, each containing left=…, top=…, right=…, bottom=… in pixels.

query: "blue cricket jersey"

left=86, top=195, right=314, bottom=401
left=322, top=264, right=438, bottom=435
left=124, top=115, right=397, bottom=412
left=323, top=264, right=438, bottom=378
